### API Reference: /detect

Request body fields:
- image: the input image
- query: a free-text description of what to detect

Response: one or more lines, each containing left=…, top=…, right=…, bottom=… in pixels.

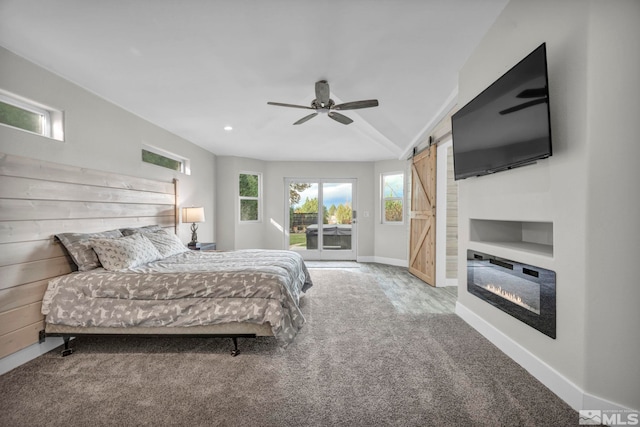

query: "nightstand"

left=187, top=242, right=216, bottom=251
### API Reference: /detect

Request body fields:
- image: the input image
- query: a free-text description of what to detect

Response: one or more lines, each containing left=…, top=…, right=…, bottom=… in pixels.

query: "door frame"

left=284, top=178, right=357, bottom=261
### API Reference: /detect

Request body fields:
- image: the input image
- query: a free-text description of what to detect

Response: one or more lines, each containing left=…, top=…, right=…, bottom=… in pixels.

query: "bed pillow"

left=120, top=225, right=164, bottom=236
left=90, top=233, right=162, bottom=271
left=56, top=229, right=124, bottom=271
left=144, top=230, right=188, bottom=258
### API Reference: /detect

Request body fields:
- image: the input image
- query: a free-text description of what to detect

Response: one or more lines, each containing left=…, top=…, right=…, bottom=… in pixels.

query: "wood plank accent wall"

left=0, top=153, right=177, bottom=359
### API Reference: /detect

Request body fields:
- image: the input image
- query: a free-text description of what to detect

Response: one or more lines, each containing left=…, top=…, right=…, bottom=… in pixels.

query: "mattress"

left=42, top=249, right=312, bottom=346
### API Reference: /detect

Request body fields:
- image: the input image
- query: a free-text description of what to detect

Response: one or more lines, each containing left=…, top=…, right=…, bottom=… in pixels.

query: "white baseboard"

left=357, top=256, right=408, bottom=267
left=455, top=302, right=637, bottom=414
left=0, top=337, right=65, bottom=376
left=583, top=392, right=639, bottom=414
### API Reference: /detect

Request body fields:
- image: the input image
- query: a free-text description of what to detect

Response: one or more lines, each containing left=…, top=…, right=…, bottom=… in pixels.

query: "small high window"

left=382, top=172, right=404, bottom=223
left=239, top=172, right=261, bottom=222
left=0, top=90, right=64, bottom=140
left=141, top=145, right=190, bottom=175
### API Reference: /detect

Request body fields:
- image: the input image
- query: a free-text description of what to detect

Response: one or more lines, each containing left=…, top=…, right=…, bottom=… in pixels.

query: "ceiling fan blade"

left=332, top=99, right=379, bottom=110
left=315, top=80, right=330, bottom=107
left=516, top=87, right=548, bottom=98
left=499, top=98, right=547, bottom=115
left=293, top=113, right=318, bottom=125
left=267, top=101, right=314, bottom=110
left=328, top=111, right=353, bottom=125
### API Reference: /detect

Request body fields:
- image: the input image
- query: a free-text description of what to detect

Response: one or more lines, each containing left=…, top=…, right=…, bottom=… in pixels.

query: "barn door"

left=409, top=146, right=437, bottom=286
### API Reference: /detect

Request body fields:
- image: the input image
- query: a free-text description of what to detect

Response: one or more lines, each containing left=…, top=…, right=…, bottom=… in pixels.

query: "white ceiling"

left=0, top=0, right=508, bottom=162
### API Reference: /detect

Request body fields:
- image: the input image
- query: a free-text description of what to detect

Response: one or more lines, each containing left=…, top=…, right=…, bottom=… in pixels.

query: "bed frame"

left=0, top=152, right=271, bottom=358
left=44, top=324, right=273, bottom=357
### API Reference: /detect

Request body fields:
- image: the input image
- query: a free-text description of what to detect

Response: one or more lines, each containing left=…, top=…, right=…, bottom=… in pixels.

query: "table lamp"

left=182, top=206, right=205, bottom=249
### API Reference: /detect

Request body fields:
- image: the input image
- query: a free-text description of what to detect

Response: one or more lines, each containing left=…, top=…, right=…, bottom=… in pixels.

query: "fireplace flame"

left=484, top=284, right=540, bottom=314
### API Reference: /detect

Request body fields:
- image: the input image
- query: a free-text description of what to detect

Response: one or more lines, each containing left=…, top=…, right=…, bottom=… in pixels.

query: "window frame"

left=381, top=171, right=405, bottom=224
left=141, top=144, right=191, bottom=175
left=238, top=171, right=262, bottom=223
left=0, top=90, right=64, bottom=141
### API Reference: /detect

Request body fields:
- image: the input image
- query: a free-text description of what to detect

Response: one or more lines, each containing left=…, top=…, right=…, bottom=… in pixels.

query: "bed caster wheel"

left=230, top=337, right=240, bottom=356
left=61, top=348, right=74, bottom=357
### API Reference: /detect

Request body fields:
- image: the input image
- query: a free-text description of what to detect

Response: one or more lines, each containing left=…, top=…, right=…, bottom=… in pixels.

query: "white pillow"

left=90, top=233, right=162, bottom=271
left=144, top=230, right=188, bottom=258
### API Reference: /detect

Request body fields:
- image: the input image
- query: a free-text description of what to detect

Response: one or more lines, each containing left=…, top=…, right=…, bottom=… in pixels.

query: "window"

left=0, top=90, right=64, bottom=140
left=382, top=172, right=404, bottom=223
left=141, top=145, right=190, bottom=175
left=142, top=149, right=181, bottom=171
left=239, top=172, right=261, bottom=222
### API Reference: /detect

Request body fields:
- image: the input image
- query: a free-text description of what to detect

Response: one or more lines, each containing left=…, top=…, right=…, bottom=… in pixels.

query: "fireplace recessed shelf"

left=470, top=219, right=554, bottom=257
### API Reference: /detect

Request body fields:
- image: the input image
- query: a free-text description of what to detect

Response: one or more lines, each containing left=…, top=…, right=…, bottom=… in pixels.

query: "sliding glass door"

left=285, top=178, right=356, bottom=260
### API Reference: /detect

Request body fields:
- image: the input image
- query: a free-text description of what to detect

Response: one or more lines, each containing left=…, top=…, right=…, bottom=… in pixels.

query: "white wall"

left=582, top=1, right=640, bottom=410
left=214, top=156, right=267, bottom=250
left=0, top=47, right=216, bottom=244
left=456, top=0, right=639, bottom=411
left=216, top=156, right=410, bottom=263
left=214, top=157, right=238, bottom=250
left=374, top=159, right=409, bottom=266
left=0, top=43, right=412, bottom=265
left=0, top=46, right=216, bottom=371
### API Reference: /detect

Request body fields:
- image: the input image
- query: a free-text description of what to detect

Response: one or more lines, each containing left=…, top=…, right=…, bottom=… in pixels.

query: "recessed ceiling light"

left=224, top=125, right=233, bottom=131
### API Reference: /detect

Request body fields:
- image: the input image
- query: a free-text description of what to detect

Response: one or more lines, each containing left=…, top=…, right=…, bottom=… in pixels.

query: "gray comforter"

left=42, top=250, right=312, bottom=345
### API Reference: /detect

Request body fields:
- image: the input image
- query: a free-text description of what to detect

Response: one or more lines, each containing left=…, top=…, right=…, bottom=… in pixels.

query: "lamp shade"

left=182, top=207, right=205, bottom=223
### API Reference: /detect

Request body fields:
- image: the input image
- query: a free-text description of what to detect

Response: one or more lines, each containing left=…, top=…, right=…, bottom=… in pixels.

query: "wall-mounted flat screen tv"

left=451, top=43, right=552, bottom=180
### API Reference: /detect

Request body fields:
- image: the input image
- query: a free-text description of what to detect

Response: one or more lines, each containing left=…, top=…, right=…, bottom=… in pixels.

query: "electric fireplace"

left=467, top=250, right=556, bottom=338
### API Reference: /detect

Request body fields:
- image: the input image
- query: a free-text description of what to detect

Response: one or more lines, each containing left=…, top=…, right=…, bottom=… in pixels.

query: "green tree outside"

left=142, top=149, right=182, bottom=171
left=0, top=101, right=43, bottom=134
left=239, top=173, right=259, bottom=221
left=289, top=183, right=311, bottom=205
left=328, top=204, right=337, bottom=218
left=296, top=197, right=328, bottom=223
left=297, top=197, right=318, bottom=214
left=385, top=200, right=403, bottom=221
left=239, top=173, right=259, bottom=197
left=335, top=203, right=352, bottom=224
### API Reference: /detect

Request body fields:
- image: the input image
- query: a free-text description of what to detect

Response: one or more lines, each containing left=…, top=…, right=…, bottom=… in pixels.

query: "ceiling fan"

left=267, top=80, right=379, bottom=125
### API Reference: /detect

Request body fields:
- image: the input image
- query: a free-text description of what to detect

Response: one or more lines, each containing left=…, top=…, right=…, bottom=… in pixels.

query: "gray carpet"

left=0, top=269, right=579, bottom=426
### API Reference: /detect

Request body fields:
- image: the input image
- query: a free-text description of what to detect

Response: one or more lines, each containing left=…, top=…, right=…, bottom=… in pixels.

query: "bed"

left=0, top=152, right=310, bottom=359
left=43, top=232, right=312, bottom=355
